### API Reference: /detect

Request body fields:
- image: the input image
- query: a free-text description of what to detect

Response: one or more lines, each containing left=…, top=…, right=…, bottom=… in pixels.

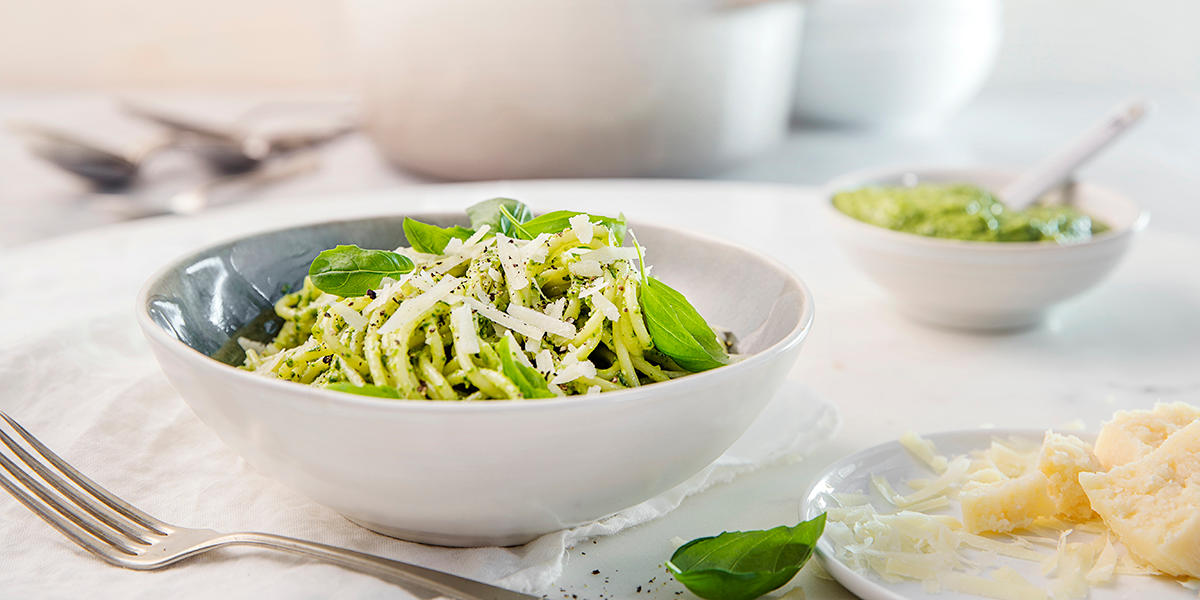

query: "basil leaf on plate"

left=496, top=336, right=556, bottom=399
left=466, top=198, right=533, bottom=238
left=403, top=217, right=475, bottom=254
left=308, top=244, right=414, bottom=297
left=667, top=513, right=826, bottom=600
left=517, top=210, right=627, bottom=244
left=324, top=382, right=403, bottom=399
left=639, top=276, right=730, bottom=372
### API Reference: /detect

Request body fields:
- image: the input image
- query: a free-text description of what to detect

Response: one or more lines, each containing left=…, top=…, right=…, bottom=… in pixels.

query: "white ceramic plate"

left=801, top=430, right=1193, bottom=600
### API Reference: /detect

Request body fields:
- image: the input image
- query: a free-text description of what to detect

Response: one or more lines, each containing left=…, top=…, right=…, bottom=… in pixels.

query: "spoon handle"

left=1000, top=100, right=1148, bottom=211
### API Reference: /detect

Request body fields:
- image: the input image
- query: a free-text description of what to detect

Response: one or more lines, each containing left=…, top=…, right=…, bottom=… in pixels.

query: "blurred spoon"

left=8, top=121, right=263, bottom=189
left=99, top=152, right=321, bottom=219
left=1000, top=100, right=1148, bottom=211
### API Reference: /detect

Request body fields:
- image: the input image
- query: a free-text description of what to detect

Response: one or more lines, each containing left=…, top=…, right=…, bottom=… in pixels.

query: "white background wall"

left=0, top=0, right=1197, bottom=91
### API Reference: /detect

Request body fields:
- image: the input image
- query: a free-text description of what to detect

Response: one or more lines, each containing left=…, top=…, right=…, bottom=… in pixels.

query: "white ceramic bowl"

left=136, top=215, right=814, bottom=546
left=345, top=0, right=804, bottom=179
left=826, top=167, right=1148, bottom=330
left=793, top=0, right=1001, bottom=129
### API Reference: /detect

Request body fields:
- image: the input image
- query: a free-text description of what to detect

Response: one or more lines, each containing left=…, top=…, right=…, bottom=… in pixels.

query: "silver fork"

left=0, top=412, right=536, bottom=600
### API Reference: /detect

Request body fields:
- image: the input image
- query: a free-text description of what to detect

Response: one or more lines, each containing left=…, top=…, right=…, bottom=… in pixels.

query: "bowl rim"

left=822, top=164, right=1150, bottom=252
left=135, top=212, right=815, bottom=413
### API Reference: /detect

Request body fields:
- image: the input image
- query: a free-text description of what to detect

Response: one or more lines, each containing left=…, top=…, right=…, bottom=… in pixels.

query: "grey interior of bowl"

left=144, top=216, right=809, bottom=368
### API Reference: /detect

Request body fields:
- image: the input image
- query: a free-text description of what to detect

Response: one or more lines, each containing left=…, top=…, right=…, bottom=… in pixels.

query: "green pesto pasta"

left=240, top=212, right=699, bottom=400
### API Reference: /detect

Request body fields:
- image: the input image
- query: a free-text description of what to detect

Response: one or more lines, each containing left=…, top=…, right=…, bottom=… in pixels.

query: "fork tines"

left=0, top=412, right=168, bottom=564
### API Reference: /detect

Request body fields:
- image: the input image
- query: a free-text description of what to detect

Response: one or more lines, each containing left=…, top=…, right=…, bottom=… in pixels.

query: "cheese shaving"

left=900, top=431, right=950, bottom=473
left=569, top=214, right=594, bottom=244
left=378, top=275, right=461, bottom=335
left=569, top=259, right=603, bottom=278
left=579, top=246, right=643, bottom=264
left=461, top=296, right=542, bottom=339
left=496, top=235, right=530, bottom=291
left=506, top=304, right=575, bottom=338
left=450, top=304, right=480, bottom=354
left=327, top=302, right=367, bottom=332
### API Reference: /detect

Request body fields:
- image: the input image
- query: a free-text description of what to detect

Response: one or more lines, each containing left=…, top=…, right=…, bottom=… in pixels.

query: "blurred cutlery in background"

left=95, top=151, right=321, bottom=219
left=9, top=101, right=353, bottom=190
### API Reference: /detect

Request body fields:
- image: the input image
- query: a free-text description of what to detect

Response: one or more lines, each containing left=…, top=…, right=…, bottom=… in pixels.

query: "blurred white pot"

left=346, top=0, right=804, bottom=180
left=793, top=0, right=1001, bottom=130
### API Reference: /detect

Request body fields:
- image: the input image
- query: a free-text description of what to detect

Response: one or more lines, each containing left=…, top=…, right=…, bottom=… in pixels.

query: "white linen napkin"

left=0, top=206, right=838, bottom=599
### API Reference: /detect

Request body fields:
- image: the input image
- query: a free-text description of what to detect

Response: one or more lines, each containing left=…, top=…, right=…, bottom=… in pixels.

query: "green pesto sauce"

left=833, top=183, right=1109, bottom=243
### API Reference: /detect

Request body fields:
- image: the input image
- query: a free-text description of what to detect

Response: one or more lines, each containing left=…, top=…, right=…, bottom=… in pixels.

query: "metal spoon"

left=8, top=121, right=263, bottom=189
left=97, top=151, right=321, bottom=219
left=1000, top=100, right=1149, bottom=211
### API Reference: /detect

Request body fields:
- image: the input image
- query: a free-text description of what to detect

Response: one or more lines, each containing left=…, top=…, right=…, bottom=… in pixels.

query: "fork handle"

left=214, top=532, right=535, bottom=600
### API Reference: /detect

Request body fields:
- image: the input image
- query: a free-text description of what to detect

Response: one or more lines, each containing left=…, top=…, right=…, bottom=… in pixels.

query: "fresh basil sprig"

left=517, top=210, right=627, bottom=245
left=403, top=218, right=475, bottom=254
left=640, top=278, right=730, bottom=371
left=630, top=232, right=729, bottom=372
left=466, top=198, right=533, bottom=238
left=667, top=514, right=826, bottom=600
left=324, top=382, right=403, bottom=399
left=308, top=244, right=414, bottom=297
left=496, top=336, right=555, bottom=399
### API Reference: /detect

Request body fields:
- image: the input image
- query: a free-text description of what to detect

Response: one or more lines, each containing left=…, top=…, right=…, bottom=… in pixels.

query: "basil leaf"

left=466, top=198, right=533, bottom=237
left=308, top=244, right=414, bottom=297
left=496, top=336, right=556, bottom=399
left=403, top=218, right=474, bottom=254
left=639, top=276, right=729, bottom=372
left=324, top=383, right=402, bottom=399
left=667, top=514, right=826, bottom=600
left=517, top=210, right=627, bottom=244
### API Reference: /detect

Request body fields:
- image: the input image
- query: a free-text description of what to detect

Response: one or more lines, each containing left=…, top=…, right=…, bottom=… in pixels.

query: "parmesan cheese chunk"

left=1037, top=432, right=1100, bottom=521
left=1080, top=420, right=1200, bottom=578
left=960, top=471, right=1057, bottom=534
left=1093, top=402, right=1200, bottom=469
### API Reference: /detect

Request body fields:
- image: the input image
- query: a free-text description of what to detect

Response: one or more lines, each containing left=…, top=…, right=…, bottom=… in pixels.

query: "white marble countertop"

left=1, top=89, right=1198, bottom=599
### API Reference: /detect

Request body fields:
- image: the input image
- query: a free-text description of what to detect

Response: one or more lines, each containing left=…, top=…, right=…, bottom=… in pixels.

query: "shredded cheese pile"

left=824, top=432, right=1172, bottom=600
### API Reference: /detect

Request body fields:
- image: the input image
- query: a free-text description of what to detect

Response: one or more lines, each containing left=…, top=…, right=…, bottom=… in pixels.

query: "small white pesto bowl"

left=825, top=166, right=1148, bottom=330
left=136, top=215, right=815, bottom=547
